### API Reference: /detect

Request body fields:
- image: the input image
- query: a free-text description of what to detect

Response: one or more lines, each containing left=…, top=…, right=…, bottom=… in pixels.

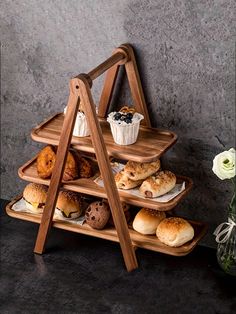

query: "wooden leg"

left=77, top=75, right=138, bottom=272
left=121, top=44, right=151, bottom=127
left=98, top=64, right=120, bottom=118
left=34, top=81, right=80, bottom=254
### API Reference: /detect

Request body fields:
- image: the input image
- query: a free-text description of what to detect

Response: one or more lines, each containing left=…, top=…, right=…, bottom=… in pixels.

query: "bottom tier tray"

left=6, top=195, right=207, bottom=257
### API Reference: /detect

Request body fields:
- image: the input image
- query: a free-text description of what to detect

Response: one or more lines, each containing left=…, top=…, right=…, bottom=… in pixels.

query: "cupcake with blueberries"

left=107, top=106, right=144, bottom=145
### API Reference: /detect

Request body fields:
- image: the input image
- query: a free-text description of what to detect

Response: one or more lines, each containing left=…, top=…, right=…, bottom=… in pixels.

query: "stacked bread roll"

left=114, top=160, right=176, bottom=198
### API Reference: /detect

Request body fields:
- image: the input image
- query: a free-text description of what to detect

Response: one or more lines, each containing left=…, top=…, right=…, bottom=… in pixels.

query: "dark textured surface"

left=1, top=1, right=235, bottom=248
left=1, top=199, right=236, bottom=314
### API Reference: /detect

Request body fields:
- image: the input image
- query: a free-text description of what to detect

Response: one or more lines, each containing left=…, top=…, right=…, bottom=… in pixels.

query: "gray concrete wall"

left=1, top=0, right=235, bottom=247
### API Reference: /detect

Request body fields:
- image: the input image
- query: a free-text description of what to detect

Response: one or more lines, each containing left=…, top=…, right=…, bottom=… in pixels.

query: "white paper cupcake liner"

left=107, top=113, right=144, bottom=145
left=64, top=107, right=90, bottom=137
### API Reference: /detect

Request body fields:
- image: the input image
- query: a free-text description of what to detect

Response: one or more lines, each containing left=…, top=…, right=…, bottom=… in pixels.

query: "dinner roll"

left=133, top=208, right=166, bottom=235
left=156, top=217, right=194, bottom=247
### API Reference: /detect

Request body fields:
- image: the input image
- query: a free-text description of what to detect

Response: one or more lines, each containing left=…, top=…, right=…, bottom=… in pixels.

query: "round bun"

left=56, top=190, right=82, bottom=219
left=23, top=183, right=48, bottom=213
left=133, top=208, right=166, bottom=235
left=156, top=217, right=194, bottom=247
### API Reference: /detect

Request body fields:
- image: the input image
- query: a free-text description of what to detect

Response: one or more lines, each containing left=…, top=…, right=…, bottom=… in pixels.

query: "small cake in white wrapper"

left=64, top=107, right=90, bottom=137
left=107, top=111, right=144, bottom=145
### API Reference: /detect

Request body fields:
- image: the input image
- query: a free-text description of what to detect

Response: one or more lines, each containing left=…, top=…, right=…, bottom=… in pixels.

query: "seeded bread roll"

left=156, top=217, right=194, bottom=247
left=123, top=160, right=161, bottom=181
left=23, top=183, right=48, bottom=214
left=115, top=171, right=143, bottom=190
left=133, top=208, right=166, bottom=235
left=56, top=190, right=82, bottom=219
left=139, top=170, right=176, bottom=198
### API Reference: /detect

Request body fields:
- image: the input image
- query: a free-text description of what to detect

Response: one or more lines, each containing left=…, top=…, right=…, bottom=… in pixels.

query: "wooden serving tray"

left=31, top=113, right=177, bottom=163
left=6, top=195, right=208, bottom=257
left=18, top=154, right=193, bottom=212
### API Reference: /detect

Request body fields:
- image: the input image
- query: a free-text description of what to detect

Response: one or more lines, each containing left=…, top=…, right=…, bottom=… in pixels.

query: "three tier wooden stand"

left=6, top=44, right=207, bottom=271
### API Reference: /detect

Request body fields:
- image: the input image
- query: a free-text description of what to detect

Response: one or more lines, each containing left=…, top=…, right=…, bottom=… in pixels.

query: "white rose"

left=212, top=148, right=236, bottom=180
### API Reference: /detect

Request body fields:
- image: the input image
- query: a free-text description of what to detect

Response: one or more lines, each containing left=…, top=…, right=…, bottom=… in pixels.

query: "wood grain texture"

left=18, top=154, right=193, bottom=211
left=34, top=80, right=80, bottom=254
left=31, top=113, right=177, bottom=162
left=97, top=45, right=129, bottom=118
left=98, top=63, right=120, bottom=118
left=6, top=195, right=208, bottom=257
left=87, top=51, right=125, bottom=81
left=121, top=44, right=151, bottom=127
left=76, top=75, right=138, bottom=271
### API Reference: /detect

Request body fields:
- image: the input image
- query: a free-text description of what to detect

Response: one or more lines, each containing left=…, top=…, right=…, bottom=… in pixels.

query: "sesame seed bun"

left=56, top=190, right=82, bottom=219
left=156, top=217, right=194, bottom=247
left=23, top=183, right=48, bottom=214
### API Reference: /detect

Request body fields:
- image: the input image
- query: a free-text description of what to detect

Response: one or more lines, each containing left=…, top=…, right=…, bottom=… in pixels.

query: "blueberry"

left=114, top=112, right=121, bottom=120
left=126, top=113, right=133, bottom=119
left=120, top=115, right=126, bottom=121
left=125, top=118, right=132, bottom=124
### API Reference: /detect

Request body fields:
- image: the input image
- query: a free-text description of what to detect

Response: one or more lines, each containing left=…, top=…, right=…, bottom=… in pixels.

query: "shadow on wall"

left=121, top=0, right=235, bottom=247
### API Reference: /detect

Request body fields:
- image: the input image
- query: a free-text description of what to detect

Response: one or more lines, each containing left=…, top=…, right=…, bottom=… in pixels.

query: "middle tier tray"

left=31, top=113, right=178, bottom=163
left=18, top=154, right=193, bottom=211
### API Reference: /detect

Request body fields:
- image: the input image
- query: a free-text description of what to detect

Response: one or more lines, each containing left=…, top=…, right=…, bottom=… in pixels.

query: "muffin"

left=85, top=200, right=111, bottom=229
left=107, top=106, right=144, bottom=145
left=64, top=106, right=90, bottom=137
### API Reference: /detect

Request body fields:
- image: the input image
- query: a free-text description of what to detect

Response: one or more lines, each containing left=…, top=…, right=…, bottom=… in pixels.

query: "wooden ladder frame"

left=33, top=44, right=151, bottom=271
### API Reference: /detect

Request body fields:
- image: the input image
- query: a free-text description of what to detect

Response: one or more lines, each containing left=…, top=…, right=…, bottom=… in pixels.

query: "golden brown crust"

left=139, top=170, right=176, bottom=198
left=115, top=171, right=143, bottom=189
left=37, top=146, right=78, bottom=181
left=78, top=157, right=93, bottom=178
left=133, top=208, right=166, bottom=235
left=124, top=160, right=161, bottom=181
left=23, top=183, right=48, bottom=204
left=56, top=190, right=81, bottom=218
left=156, top=217, right=194, bottom=247
left=62, top=151, right=78, bottom=181
left=37, top=145, right=56, bottom=179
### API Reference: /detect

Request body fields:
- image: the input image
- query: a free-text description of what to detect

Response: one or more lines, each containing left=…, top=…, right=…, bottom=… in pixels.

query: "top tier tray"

left=31, top=113, right=177, bottom=163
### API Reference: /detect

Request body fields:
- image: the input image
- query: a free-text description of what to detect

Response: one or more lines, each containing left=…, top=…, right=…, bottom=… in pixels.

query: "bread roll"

left=156, top=217, right=194, bottom=247
left=115, top=171, right=143, bottom=189
left=133, top=208, right=166, bottom=235
left=23, top=183, right=48, bottom=214
left=124, top=160, right=161, bottom=181
left=56, top=190, right=82, bottom=219
left=139, top=170, right=176, bottom=198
